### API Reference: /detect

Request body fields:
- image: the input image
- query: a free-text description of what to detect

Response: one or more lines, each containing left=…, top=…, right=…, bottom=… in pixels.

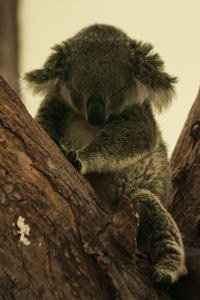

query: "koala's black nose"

left=87, top=97, right=105, bottom=125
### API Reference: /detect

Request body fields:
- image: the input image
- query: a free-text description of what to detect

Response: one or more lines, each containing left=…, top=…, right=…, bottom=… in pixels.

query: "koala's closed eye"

left=70, top=88, right=82, bottom=97
left=111, top=87, right=127, bottom=97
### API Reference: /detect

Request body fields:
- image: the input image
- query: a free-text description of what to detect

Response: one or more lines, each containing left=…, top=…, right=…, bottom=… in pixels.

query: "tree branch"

left=0, top=77, right=171, bottom=300
left=169, top=88, right=200, bottom=300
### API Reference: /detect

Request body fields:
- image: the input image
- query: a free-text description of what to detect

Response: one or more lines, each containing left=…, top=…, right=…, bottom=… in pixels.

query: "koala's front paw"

left=67, top=150, right=82, bottom=172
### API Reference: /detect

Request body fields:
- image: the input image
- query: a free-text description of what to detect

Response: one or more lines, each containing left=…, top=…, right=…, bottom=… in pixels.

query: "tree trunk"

left=0, top=77, right=171, bottom=300
left=169, top=88, right=200, bottom=248
left=0, top=0, right=19, bottom=94
left=168, top=88, right=200, bottom=300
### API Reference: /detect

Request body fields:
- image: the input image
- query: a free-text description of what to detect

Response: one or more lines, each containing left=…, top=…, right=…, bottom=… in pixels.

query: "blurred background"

left=0, top=0, right=199, bottom=155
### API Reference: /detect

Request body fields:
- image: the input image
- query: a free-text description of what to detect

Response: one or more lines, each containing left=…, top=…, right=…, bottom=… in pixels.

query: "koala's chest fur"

left=85, top=146, right=171, bottom=211
left=61, top=110, right=102, bottom=151
left=60, top=110, right=171, bottom=211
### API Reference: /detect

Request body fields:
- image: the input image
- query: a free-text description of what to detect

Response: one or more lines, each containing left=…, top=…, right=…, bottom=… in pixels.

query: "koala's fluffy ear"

left=129, top=40, right=177, bottom=112
left=24, top=42, right=70, bottom=95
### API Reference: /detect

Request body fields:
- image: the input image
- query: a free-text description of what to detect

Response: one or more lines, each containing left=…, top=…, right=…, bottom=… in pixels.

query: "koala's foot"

left=67, top=150, right=82, bottom=171
left=152, top=266, right=175, bottom=286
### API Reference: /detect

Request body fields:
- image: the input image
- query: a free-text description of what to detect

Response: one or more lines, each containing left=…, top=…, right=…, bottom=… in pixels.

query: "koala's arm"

left=135, top=189, right=187, bottom=284
left=78, top=103, right=157, bottom=174
left=35, top=94, right=68, bottom=148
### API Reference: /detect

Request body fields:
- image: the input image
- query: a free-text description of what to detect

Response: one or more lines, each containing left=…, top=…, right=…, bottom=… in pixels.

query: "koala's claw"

left=67, top=150, right=82, bottom=171
left=53, top=139, right=68, bottom=157
left=60, top=145, right=68, bottom=157
left=152, top=268, right=173, bottom=286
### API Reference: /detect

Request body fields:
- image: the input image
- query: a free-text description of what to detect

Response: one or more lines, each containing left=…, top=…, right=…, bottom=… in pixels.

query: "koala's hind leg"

left=133, top=189, right=187, bottom=285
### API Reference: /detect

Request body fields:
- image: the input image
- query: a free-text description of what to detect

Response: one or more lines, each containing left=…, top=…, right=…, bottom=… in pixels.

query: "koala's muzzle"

left=87, top=97, right=105, bottom=125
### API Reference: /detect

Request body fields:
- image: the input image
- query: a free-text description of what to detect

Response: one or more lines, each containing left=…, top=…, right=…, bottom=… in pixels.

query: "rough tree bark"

left=169, top=87, right=200, bottom=248
left=167, top=88, right=200, bottom=300
left=0, top=77, right=172, bottom=300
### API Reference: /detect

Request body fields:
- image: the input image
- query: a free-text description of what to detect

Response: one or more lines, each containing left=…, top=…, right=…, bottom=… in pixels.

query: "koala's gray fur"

left=25, top=24, right=187, bottom=284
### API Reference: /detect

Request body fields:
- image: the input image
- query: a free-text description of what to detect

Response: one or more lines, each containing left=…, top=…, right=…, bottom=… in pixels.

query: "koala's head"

left=25, top=24, right=177, bottom=125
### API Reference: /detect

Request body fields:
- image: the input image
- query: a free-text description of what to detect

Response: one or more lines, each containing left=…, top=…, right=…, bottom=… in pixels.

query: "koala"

left=24, top=24, right=187, bottom=285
